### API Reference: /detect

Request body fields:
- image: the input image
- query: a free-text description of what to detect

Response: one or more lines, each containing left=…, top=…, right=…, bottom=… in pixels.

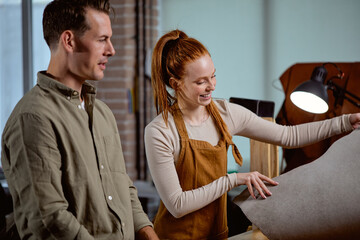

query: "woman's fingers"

left=238, top=171, right=279, bottom=199
left=245, top=173, right=266, bottom=199
left=252, top=176, right=269, bottom=199
left=259, top=174, right=279, bottom=186
left=256, top=177, right=272, bottom=197
left=246, top=181, right=256, bottom=199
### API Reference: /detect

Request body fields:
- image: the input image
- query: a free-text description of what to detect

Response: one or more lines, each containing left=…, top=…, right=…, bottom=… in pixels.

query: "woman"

left=144, top=29, right=360, bottom=240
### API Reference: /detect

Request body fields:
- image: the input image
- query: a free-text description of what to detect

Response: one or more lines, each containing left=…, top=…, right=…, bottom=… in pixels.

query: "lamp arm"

left=323, top=62, right=344, bottom=79
left=343, top=95, right=360, bottom=108
left=327, top=81, right=360, bottom=108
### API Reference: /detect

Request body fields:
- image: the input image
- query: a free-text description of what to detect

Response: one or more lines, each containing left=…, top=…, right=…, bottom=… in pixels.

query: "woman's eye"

left=196, top=81, right=205, bottom=85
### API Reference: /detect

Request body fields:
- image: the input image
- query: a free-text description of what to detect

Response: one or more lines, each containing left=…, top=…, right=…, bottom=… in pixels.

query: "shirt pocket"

left=103, top=133, right=126, bottom=173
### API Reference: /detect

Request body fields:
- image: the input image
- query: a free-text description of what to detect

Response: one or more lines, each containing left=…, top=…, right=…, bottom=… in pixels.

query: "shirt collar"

left=37, top=71, right=97, bottom=98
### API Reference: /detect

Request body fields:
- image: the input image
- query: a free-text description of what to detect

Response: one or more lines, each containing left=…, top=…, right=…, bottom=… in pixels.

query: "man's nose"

left=106, top=40, right=115, bottom=57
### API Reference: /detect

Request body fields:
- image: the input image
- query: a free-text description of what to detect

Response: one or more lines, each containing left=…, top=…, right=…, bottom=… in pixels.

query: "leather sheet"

left=233, top=128, right=360, bottom=240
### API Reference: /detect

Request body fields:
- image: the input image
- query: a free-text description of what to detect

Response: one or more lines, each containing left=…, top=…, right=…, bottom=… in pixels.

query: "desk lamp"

left=290, top=62, right=360, bottom=114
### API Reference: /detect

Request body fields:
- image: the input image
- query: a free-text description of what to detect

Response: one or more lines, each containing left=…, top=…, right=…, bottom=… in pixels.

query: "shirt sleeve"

left=225, top=101, right=353, bottom=148
left=2, top=113, right=94, bottom=240
left=128, top=177, right=154, bottom=232
left=144, top=123, right=238, bottom=218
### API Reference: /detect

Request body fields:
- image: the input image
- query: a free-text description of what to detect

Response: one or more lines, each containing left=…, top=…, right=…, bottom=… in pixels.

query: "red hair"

left=151, top=29, right=210, bottom=125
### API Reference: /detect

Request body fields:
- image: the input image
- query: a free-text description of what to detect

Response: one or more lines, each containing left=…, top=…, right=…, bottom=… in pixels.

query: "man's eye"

left=211, top=74, right=216, bottom=78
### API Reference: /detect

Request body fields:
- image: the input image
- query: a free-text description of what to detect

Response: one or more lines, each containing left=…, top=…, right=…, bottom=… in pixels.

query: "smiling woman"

left=144, top=29, right=360, bottom=240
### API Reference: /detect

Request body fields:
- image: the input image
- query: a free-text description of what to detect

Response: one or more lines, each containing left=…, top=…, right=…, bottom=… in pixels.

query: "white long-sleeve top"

left=144, top=99, right=353, bottom=218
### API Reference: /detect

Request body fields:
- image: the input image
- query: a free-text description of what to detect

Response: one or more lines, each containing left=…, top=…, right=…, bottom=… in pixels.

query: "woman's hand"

left=236, top=171, right=279, bottom=199
left=349, top=113, right=360, bottom=129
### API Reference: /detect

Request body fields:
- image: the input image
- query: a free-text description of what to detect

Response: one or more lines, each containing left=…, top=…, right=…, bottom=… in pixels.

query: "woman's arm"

left=225, top=101, right=354, bottom=148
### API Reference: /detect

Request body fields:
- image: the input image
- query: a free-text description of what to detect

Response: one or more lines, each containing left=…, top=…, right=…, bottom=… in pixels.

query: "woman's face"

left=177, top=54, right=216, bottom=108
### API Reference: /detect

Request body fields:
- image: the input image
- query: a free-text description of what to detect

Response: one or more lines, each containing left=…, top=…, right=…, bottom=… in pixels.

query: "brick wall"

left=90, top=0, right=158, bottom=181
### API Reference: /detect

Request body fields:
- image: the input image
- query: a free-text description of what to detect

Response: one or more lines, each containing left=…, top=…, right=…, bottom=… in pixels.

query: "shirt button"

left=78, top=105, right=81, bottom=109
left=122, top=222, right=125, bottom=227
left=108, top=196, right=112, bottom=200
left=101, top=165, right=104, bottom=169
left=73, top=91, right=78, bottom=96
left=67, top=96, right=71, bottom=100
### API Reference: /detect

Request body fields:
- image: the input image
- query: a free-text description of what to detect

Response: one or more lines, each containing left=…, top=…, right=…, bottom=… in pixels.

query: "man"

left=1, top=0, right=159, bottom=239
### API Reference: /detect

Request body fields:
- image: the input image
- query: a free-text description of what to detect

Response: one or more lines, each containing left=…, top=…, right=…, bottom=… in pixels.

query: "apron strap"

left=170, top=103, right=190, bottom=140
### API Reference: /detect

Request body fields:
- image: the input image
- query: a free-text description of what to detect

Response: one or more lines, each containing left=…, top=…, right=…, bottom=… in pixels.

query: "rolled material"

left=234, top=128, right=360, bottom=240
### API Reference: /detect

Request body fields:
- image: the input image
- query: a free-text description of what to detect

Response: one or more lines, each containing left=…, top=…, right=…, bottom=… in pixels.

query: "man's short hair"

left=42, top=0, right=111, bottom=49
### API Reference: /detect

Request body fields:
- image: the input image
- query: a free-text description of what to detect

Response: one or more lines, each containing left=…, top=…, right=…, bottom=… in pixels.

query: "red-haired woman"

left=144, top=29, right=360, bottom=240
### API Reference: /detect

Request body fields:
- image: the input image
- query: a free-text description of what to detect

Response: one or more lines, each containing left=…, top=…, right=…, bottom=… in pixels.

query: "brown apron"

left=154, top=101, right=243, bottom=240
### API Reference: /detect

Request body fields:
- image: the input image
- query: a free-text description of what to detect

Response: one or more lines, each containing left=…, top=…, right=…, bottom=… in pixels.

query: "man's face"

left=69, top=8, right=115, bottom=82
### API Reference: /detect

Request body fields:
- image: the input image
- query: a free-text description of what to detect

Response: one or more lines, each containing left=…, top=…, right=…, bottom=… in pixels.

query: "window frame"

left=22, top=0, right=33, bottom=94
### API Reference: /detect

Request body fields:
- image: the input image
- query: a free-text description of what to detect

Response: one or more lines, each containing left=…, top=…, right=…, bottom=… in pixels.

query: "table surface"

left=228, top=228, right=269, bottom=240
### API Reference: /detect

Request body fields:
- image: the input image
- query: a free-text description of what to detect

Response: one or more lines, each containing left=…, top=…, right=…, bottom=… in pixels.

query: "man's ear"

left=60, top=30, right=75, bottom=52
left=169, top=77, right=181, bottom=90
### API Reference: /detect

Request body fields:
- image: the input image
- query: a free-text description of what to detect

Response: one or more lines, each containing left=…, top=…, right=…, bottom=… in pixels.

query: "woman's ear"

left=169, top=77, right=181, bottom=90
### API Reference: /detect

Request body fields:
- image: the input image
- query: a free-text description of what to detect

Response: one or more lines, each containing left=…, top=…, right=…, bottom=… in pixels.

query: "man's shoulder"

left=4, top=86, right=47, bottom=120
left=2, top=86, right=51, bottom=138
left=7, top=86, right=44, bottom=117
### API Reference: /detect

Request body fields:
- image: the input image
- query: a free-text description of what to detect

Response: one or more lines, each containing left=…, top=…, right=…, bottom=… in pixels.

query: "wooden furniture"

left=229, top=97, right=279, bottom=178
left=249, top=117, right=279, bottom=178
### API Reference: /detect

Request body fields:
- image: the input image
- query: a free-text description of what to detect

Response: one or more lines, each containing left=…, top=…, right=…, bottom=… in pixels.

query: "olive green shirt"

left=1, top=72, right=152, bottom=239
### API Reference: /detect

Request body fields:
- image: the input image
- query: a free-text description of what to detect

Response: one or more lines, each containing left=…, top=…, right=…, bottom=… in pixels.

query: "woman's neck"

left=177, top=101, right=209, bottom=126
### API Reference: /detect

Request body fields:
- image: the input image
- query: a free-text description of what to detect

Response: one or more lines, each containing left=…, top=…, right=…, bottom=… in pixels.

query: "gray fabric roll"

left=233, top=128, right=360, bottom=240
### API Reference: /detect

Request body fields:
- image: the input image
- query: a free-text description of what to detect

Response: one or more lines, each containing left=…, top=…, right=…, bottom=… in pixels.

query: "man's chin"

left=89, top=73, right=104, bottom=81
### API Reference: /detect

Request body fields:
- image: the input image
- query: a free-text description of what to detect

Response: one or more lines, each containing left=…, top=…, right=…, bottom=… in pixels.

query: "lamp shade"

left=290, top=66, right=329, bottom=114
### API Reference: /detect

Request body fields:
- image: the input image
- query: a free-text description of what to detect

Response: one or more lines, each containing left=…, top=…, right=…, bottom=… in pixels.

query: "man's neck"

left=47, top=53, right=84, bottom=99
left=46, top=70, right=84, bottom=101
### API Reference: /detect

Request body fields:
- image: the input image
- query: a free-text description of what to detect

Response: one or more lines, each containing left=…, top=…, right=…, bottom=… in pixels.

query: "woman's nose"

left=207, top=80, right=216, bottom=91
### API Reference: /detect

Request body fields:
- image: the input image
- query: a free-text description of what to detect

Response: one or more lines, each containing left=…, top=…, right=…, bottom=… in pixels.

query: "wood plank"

left=249, top=117, right=279, bottom=178
left=228, top=228, right=269, bottom=240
